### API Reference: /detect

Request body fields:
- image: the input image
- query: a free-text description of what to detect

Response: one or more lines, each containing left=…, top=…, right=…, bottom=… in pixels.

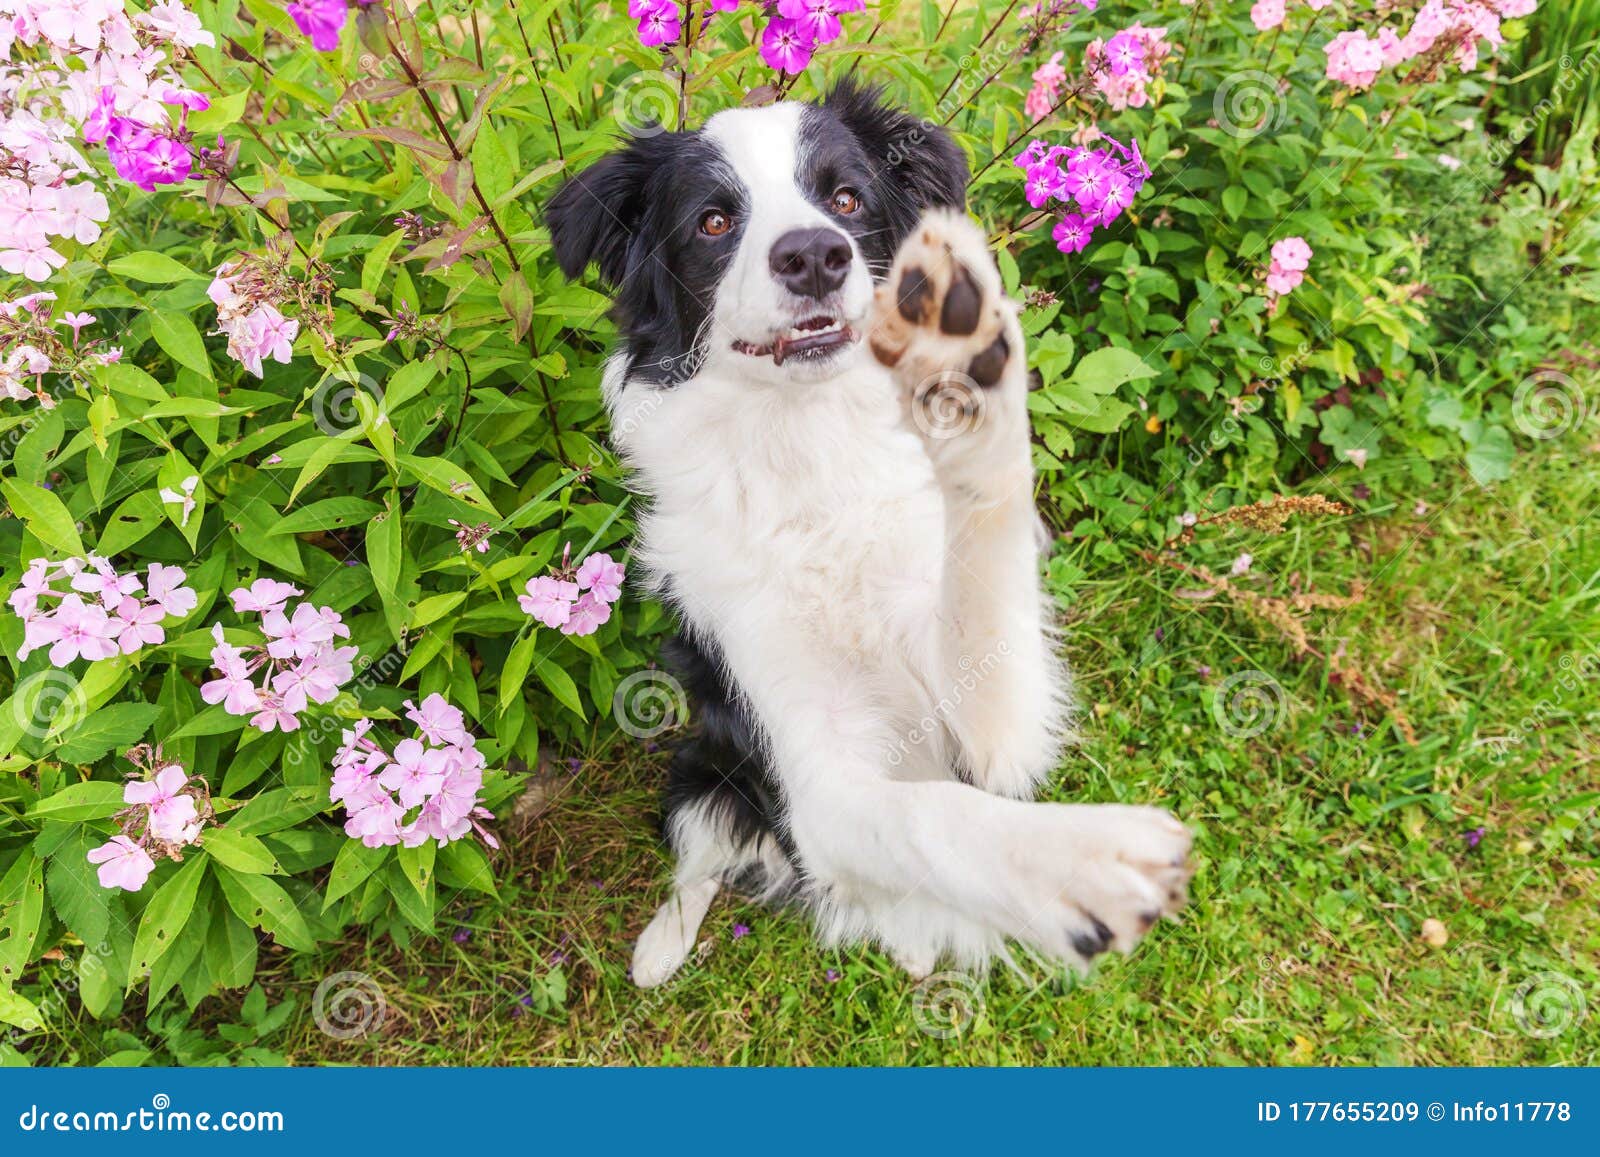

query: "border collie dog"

left=546, top=83, right=1192, bottom=988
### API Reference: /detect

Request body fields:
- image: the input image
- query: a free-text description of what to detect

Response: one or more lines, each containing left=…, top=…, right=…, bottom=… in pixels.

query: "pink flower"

left=1249, top=0, right=1285, bottom=32
left=230, top=577, right=302, bottom=615
left=1053, top=213, right=1094, bottom=254
left=519, top=575, right=579, bottom=629
left=287, top=0, right=347, bottom=51
left=262, top=602, right=336, bottom=660
left=344, top=792, right=405, bottom=847
left=42, top=594, right=120, bottom=665
left=760, top=17, right=815, bottom=73
left=1025, top=52, right=1066, bottom=120
left=379, top=738, right=450, bottom=808
left=87, top=836, right=156, bottom=892
left=249, top=689, right=301, bottom=733
left=110, top=595, right=167, bottom=654
left=405, top=694, right=471, bottom=747
left=563, top=592, right=613, bottom=637
left=575, top=553, right=626, bottom=604
left=125, top=765, right=198, bottom=842
left=1271, top=237, right=1312, bottom=272
left=145, top=563, right=196, bottom=618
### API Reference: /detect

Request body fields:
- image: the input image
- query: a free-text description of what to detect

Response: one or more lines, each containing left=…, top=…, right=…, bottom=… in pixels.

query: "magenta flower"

left=1053, top=214, right=1093, bottom=254
left=1104, top=31, right=1146, bottom=76
left=760, top=17, right=815, bottom=73
left=87, top=836, right=156, bottom=892
left=636, top=3, right=680, bottom=47
left=287, top=0, right=347, bottom=51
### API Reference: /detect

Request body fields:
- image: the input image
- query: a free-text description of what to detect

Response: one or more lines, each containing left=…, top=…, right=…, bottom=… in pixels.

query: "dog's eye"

left=700, top=210, right=733, bottom=237
left=831, top=188, right=861, bottom=215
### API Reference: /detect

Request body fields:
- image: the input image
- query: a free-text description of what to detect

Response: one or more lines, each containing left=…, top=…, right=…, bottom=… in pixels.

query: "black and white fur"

left=547, top=84, right=1192, bottom=989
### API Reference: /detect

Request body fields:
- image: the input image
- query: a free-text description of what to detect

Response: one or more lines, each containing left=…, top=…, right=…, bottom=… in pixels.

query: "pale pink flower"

left=519, top=575, right=579, bottom=629
left=230, top=577, right=302, bottom=615
left=87, top=835, right=155, bottom=892
left=575, top=553, right=626, bottom=604
left=124, top=765, right=198, bottom=842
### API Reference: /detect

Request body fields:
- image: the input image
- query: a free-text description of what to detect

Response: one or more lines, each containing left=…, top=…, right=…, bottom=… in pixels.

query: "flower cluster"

left=518, top=549, right=625, bottom=637
left=630, top=0, right=863, bottom=75
left=1266, top=236, right=1313, bottom=302
left=330, top=696, right=499, bottom=849
left=11, top=556, right=195, bottom=666
left=1325, top=0, right=1537, bottom=90
left=201, top=579, right=358, bottom=732
left=0, top=0, right=212, bottom=286
left=1084, top=23, right=1172, bottom=111
left=208, top=260, right=300, bottom=378
left=1025, top=52, right=1066, bottom=120
left=87, top=746, right=213, bottom=892
left=0, top=292, right=120, bottom=406
left=1015, top=134, right=1151, bottom=255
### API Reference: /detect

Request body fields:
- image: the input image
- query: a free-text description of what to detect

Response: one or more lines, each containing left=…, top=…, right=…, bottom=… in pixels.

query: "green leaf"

left=438, top=839, right=498, bottom=898
left=323, top=839, right=389, bottom=909
left=227, top=787, right=327, bottom=835
left=149, top=311, right=212, bottom=379
left=214, top=865, right=315, bottom=952
left=107, top=251, right=204, bottom=284
left=204, top=828, right=285, bottom=876
left=128, top=856, right=206, bottom=987
left=535, top=655, right=586, bottom=721
left=274, top=496, right=385, bottom=535
left=25, top=781, right=127, bottom=822
left=1, top=478, right=84, bottom=556
left=53, top=702, right=160, bottom=764
left=0, top=854, right=44, bottom=988
left=203, top=907, right=258, bottom=991
left=47, top=831, right=113, bottom=948
left=398, top=453, right=499, bottom=515
left=396, top=840, right=436, bottom=902
left=0, top=987, right=42, bottom=1031
left=1067, top=347, right=1160, bottom=392
left=498, top=270, right=534, bottom=340
left=500, top=632, right=536, bottom=714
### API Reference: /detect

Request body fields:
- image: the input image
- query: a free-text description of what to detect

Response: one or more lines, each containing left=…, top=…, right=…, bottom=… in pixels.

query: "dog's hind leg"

left=632, top=644, right=793, bottom=988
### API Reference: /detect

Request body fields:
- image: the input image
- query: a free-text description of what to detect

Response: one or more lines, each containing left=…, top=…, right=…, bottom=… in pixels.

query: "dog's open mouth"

left=733, top=316, right=856, bottom=366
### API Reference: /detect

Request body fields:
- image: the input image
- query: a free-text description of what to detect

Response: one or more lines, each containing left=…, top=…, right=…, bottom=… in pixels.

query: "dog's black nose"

left=769, top=228, right=852, bottom=300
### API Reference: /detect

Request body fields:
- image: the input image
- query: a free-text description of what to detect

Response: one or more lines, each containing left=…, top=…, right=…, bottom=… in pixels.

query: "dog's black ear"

left=824, top=79, right=969, bottom=212
left=545, top=135, right=671, bottom=286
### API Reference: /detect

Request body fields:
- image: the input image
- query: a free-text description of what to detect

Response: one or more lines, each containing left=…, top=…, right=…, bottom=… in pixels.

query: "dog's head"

left=545, top=82, right=968, bottom=386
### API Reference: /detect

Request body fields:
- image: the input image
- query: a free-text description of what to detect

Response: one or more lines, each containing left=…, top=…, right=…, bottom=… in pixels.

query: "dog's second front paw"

left=869, top=211, right=1029, bottom=494
left=1004, top=804, right=1194, bottom=970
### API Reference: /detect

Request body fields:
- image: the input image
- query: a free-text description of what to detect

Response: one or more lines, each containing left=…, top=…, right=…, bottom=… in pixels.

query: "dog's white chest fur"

left=610, top=355, right=945, bottom=671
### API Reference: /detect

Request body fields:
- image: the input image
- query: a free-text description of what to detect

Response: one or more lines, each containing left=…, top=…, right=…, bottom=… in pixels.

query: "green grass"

left=18, top=422, right=1599, bottom=1067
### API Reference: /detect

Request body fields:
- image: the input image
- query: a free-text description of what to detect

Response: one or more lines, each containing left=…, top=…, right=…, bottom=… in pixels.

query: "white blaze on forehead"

left=699, top=100, right=875, bottom=377
left=703, top=102, right=808, bottom=200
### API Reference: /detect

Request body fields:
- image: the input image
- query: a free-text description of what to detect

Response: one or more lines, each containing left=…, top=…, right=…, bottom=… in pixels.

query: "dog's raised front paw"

left=868, top=210, right=1029, bottom=494
left=1004, top=804, right=1194, bottom=969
